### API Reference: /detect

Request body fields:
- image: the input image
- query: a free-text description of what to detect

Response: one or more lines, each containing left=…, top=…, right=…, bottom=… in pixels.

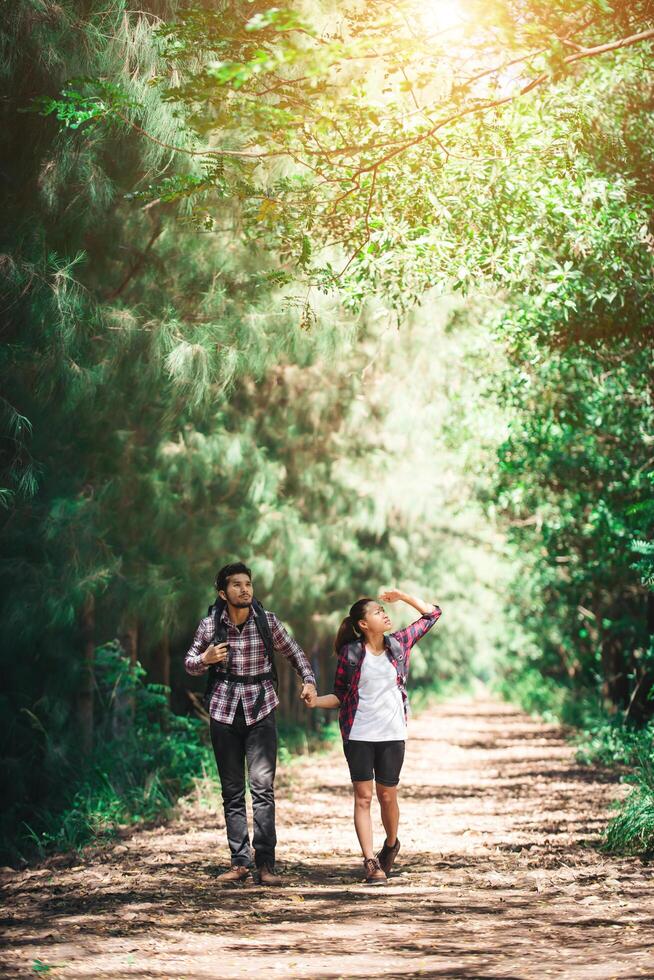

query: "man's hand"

left=378, top=588, right=405, bottom=603
left=201, top=642, right=229, bottom=665
left=300, top=682, right=317, bottom=706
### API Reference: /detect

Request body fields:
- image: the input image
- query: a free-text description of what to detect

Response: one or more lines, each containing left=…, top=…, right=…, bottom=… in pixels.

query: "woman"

left=308, top=589, right=441, bottom=884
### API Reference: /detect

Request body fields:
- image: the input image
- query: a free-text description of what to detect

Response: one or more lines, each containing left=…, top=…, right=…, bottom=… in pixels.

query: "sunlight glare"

left=418, top=0, right=466, bottom=37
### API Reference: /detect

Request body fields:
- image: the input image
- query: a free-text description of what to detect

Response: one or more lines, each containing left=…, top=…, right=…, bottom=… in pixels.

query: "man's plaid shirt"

left=333, top=606, right=442, bottom=741
left=185, top=605, right=316, bottom=725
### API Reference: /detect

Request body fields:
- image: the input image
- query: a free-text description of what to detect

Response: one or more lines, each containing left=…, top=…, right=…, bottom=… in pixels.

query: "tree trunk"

left=151, top=635, right=171, bottom=696
left=113, top=619, right=138, bottom=739
left=600, top=632, right=630, bottom=711
left=625, top=594, right=654, bottom=724
left=625, top=668, right=654, bottom=724
left=120, top=620, right=139, bottom=667
left=77, top=593, right=96, bottom=756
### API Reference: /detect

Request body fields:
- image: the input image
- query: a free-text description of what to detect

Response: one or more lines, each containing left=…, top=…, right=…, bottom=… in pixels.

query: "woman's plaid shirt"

left=333, top=606, right=442, bottom=741
left=185, top=606, right=316, bottom=725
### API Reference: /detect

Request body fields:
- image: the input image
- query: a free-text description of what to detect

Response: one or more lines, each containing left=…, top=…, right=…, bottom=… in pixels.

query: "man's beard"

left=232, top=599, right=252, bottom=608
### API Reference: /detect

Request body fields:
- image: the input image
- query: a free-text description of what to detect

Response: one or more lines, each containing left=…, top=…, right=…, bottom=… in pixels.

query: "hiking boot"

left=377, top=837, right=400, bottom=875
left=258, top=864, right=282, bottom=886
left=215, top=865, right=251, bottom=885
left=363, top=857, right=387, bottom=885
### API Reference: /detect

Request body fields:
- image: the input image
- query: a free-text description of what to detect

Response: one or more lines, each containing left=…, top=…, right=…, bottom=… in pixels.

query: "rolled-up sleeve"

left=184, top=617, right=212, bottom=676
left=268, top=613, right=316, bottom=685
left=391, top=605, right=442, bottom=662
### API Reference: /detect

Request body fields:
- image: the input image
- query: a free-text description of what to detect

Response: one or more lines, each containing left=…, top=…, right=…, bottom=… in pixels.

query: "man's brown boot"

left=377, top=837, right=400, bottom=875
left=215, top=865, right=251, bottom=885
left=258, top=864, right=282, bottom=886
left=363, top=857, right=387, bottom=885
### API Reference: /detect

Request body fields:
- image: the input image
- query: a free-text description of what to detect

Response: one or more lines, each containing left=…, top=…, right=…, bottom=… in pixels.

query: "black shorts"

left=343, top=739, right=405, bottom=787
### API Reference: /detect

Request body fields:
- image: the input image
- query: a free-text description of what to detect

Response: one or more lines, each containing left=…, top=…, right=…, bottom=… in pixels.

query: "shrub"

left=17, top=644, right=213, bottom=861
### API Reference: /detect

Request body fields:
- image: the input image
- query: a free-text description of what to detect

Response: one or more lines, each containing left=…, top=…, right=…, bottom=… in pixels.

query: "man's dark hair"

left=215, top=561, right=252, bottom=593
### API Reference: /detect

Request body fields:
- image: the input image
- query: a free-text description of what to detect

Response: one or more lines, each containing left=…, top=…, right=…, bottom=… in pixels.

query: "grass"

left=573, top=712, right=654, bottom=855
left=498, top=663, right=654, bottom=856
left=604, top=748, right=654, bottom=855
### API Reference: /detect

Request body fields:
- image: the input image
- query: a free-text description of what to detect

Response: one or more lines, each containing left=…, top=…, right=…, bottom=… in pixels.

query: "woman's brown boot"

left=377, top=837, right=401, bottom=874
left=363, top=857, right=387, bottom=884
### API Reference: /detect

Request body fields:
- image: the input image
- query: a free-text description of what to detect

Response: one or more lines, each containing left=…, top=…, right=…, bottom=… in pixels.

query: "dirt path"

left=2, top=697, right=653, bottom=979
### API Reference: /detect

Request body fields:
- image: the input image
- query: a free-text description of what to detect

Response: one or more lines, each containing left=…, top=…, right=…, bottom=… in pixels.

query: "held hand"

left=202, top=642, right=229, bottom=665
left=300, top=682, right=317, bottom=706
left=378, top=588, right=405, bottom=604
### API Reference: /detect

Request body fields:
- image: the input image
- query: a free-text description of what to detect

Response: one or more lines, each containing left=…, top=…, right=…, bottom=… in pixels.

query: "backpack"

left=342, top=634, right=407, bottom=689
left=203, top=596, right=278, bottom=710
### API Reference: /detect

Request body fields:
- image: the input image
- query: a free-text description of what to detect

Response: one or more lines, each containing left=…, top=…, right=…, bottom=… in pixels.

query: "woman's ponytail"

left=334, top=616, right=358, bottom=656
left=333, top=597, right=374, bottom=655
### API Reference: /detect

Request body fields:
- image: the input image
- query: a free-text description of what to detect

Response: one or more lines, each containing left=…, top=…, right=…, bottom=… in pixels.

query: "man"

left=185, top=561, right=317, bottom=885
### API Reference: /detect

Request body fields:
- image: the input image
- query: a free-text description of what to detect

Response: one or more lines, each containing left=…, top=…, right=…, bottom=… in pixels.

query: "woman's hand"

left=378, top=588, right=406, bottom=603
left=304, top=689, right=318, bottom=708
left=201, top=642, right=229, bottom=665
left=379, top=590, right=437, bottom=615
left=311, top=693, right=340, bottom=710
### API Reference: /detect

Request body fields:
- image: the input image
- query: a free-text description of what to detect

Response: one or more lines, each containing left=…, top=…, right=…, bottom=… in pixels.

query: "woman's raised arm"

left=378, top=589, right=437, bottom=616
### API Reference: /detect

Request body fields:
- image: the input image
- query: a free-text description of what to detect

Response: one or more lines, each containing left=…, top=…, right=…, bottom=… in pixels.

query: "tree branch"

left=115, top=24, right=654, bottom=189
left=347, top=25, right=654, bottom=177
left=105, top=222, right=163, bottom=301
left=338, top=166, right=378, bottom=277
left=114, top=110, right=287, bottom=160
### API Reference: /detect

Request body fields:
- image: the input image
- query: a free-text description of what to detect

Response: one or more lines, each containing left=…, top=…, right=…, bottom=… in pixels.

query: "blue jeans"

left=210, top=702, right=277, bottom=868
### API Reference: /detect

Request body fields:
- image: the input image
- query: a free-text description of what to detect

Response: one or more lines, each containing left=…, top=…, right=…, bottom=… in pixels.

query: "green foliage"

left=31, top=961, right=64, bottom=975
left=277, top=717, right=340, bottom=765
left=4, top=0, right=654, bottom=863
left=32, top=78, right=136, bottom=131
left=65, top=0, right=654, bottom=310
left=460, top=50, right=654, bottom=730
left=631, top=483, right=654, bottom=589
left=604, top=748, right=654, bottom=855
left=2, top=0, right=468, bottom=863
left=14, top=645, right=212, bottom=861
left=575, top=715, right=654, bottom=769
left=632, top=539, right=654, bottom=589
left=495, top=666, right=570, bottom=724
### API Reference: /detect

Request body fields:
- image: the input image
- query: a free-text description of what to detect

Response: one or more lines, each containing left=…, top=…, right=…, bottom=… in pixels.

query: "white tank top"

left=348, top=647, right=407, bottom=742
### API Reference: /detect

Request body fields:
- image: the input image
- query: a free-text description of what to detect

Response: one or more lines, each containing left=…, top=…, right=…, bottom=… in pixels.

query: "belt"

left=216, top=670, right=274, bottom=717
left=219, top=670, right=273, bottom=684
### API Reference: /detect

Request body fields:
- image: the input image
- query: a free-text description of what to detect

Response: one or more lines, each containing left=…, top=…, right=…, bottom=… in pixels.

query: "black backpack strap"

left=211, top=595, right=238, bottom=642
left=342, top=637, right=407, bottom=689
left=386, top=634, right=407, bottom=682
left=251, top=598, right=278, bottom=694
left=343, top=640, right=365, bottom=689
left=202, top=598, right=228, bottom=709
left=203, top=597, right=278, bottom=711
